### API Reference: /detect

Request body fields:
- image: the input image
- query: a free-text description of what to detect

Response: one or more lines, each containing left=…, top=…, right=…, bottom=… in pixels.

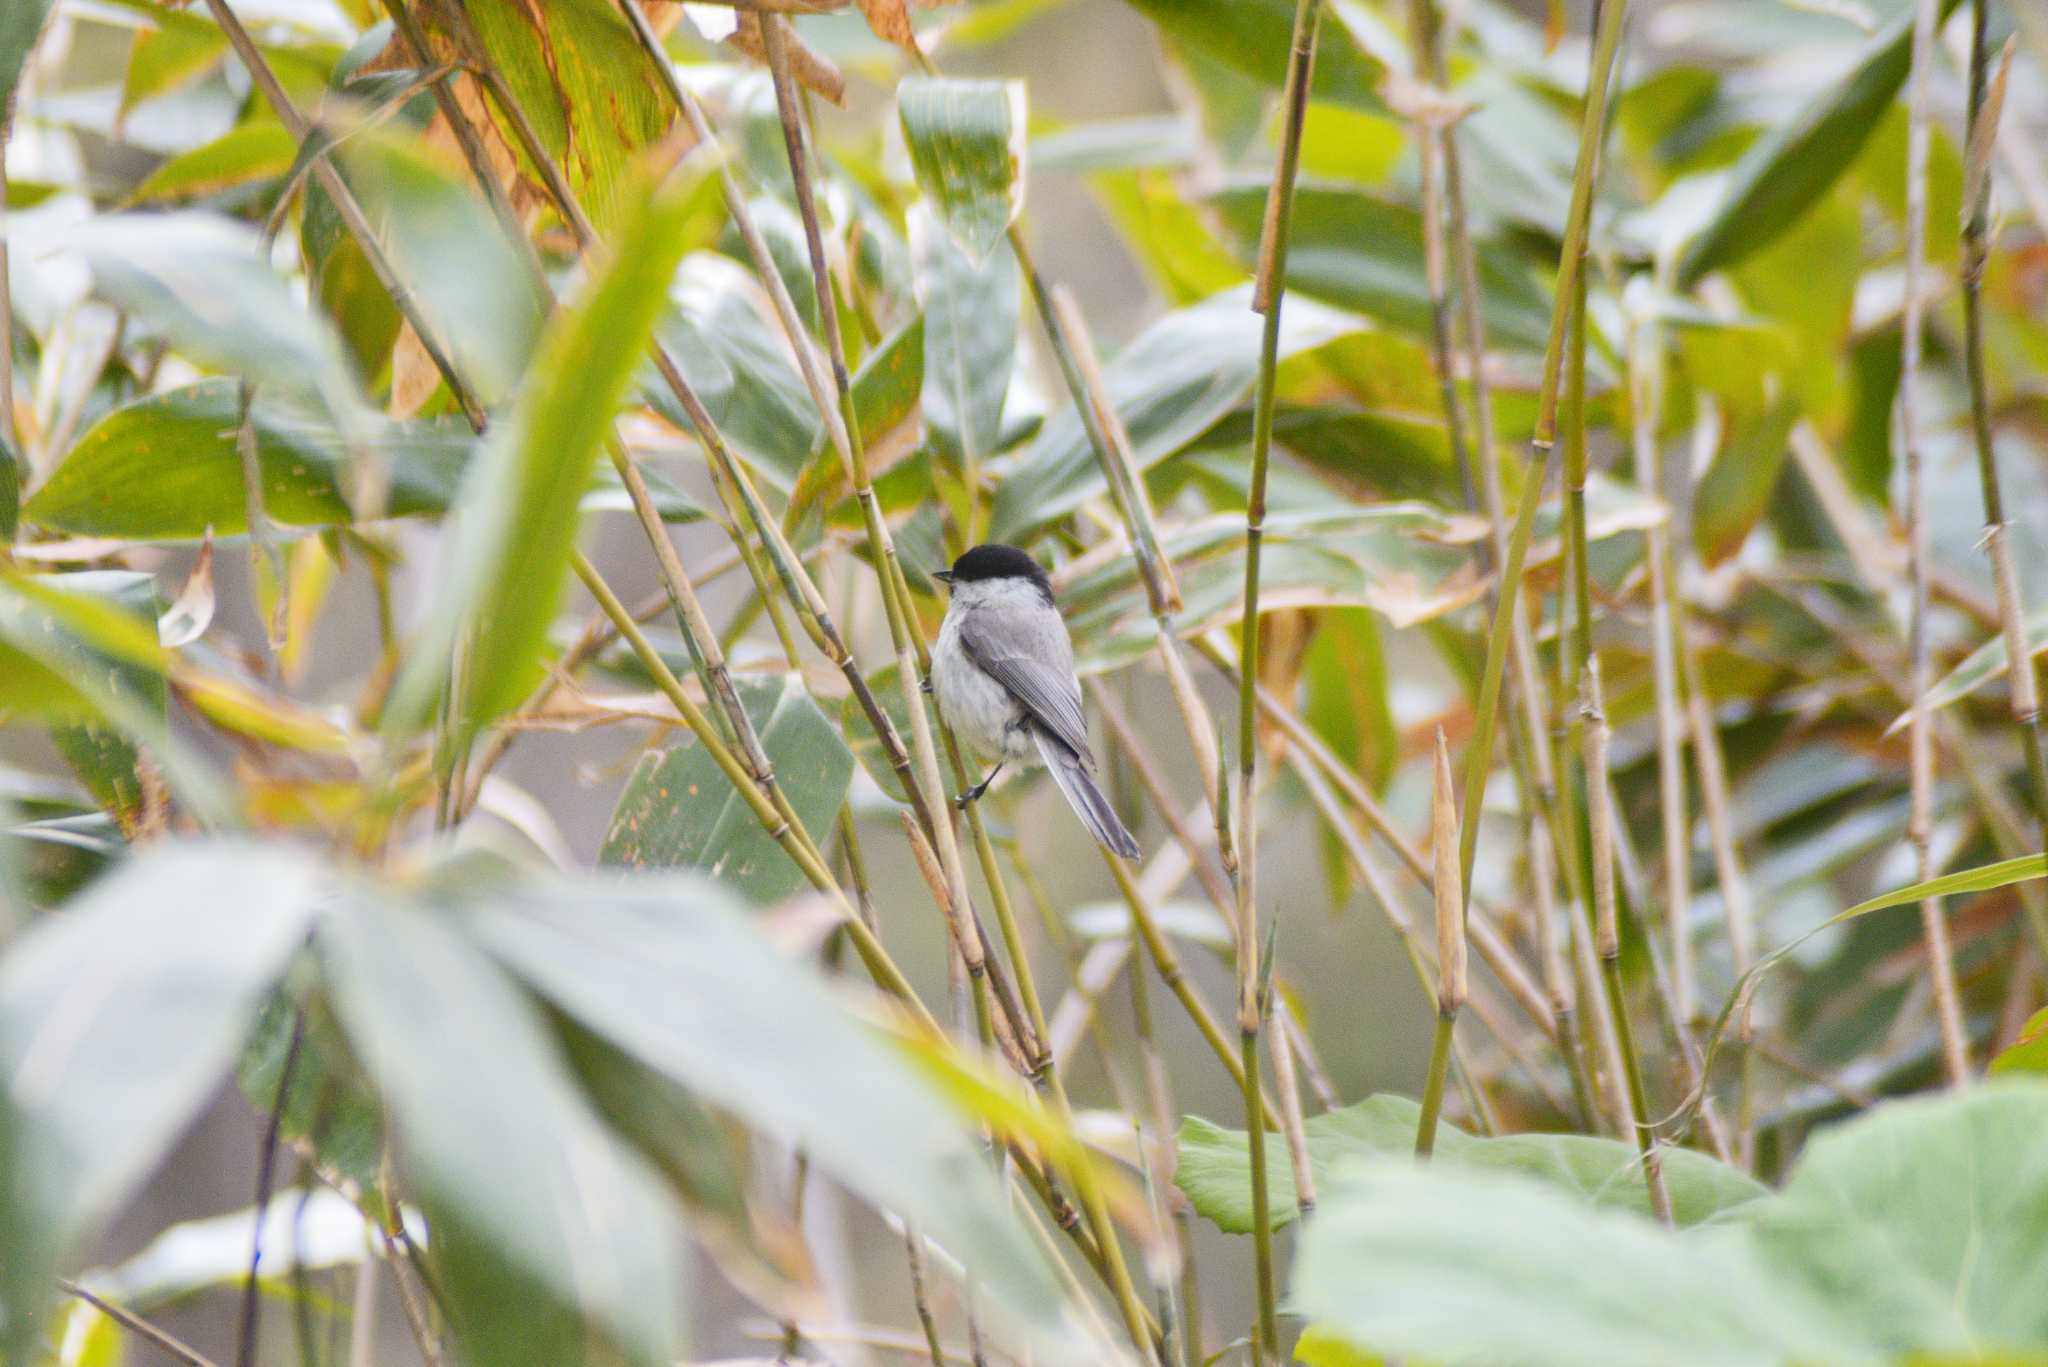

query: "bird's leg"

left=956, top=762, right=1004, bottom=810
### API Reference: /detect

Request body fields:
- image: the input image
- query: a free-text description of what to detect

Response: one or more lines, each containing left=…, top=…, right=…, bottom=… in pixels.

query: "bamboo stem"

left=1961, top=2, right=2048, bottom=860
left=1582, top=663, right=1671, bottom=1221
left=1236, top=6, right=1321, bottom=1351
left=1453, top=0, right=1631, bottom=916
left=200, top=0, right=486, bottom=431
left=1902, top=0, right=1972, bottom=1087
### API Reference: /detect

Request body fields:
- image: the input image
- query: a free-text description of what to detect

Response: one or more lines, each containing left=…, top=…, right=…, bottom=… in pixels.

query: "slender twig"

left=1961, top=5, right=2048, bottom=858
left=1194, top=634, right=1560, bottom=1042
left=1048, top=288, right=1222, bottom=821
left=236, top=1009, right=306, bottom=1367
left=1902, top=0, right=1972, bottom=1086
left=62, top=1281, right=225, bottom=1367
left=1627, top=279, right=1697, bottom=1026
left=1128, top=936, right=1201, bottom=1367
left=1453, top=0, right=1630, bottom=929
left=1582, top=663, right=1671, bottom=1221
left=1236, top=4, right=1322, bottom=1350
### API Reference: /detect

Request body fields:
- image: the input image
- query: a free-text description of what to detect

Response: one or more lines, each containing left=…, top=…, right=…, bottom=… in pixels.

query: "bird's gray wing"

left=959, top=605, right=1092, bottom=759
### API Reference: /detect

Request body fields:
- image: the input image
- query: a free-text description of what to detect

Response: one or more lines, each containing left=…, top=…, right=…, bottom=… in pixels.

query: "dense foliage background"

left=2, top=0, right=2047, bottom=1364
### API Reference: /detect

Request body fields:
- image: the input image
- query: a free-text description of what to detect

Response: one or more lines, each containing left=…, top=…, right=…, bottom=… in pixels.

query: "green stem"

left=1455, top=0, right=1632, bottom=904
left=1241, top=1029, right=1279, bottom=1361
left=1414, top=1011, right=1456, bottom=1157
left=1962, top=0, right=2048, bottom=861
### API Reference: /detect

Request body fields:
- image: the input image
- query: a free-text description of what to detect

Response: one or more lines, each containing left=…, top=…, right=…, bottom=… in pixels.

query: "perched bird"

left=930, top=543, right=1142, bottom=859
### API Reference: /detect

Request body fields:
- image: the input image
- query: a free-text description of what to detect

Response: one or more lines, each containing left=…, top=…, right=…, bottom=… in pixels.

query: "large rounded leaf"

left=1176, top=1093, right=1765, bottom=1234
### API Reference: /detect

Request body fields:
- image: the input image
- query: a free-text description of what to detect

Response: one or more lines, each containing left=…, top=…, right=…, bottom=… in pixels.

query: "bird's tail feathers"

left=1033, top=730, right=1141, bottom=860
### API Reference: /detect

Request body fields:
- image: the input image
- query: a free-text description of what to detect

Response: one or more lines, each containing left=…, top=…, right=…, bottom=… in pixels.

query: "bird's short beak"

left=933, top=570, right=954, bottom=585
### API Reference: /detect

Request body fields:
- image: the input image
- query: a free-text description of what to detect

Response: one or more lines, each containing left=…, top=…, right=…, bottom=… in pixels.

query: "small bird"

left=930, top=543, right=1142, bottom=860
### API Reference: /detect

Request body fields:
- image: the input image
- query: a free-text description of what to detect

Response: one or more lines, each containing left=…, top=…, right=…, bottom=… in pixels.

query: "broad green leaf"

left=798, top=314, right=926, bottom=519
left=67, top=212, right=365, bottom=421
left=0, top=842, right=323, bottom=1257
left=0, top=572, right=169, bottom=732
left=1090, top=169, right=1248, bottom=307
left=1122, top=0, right=1386, bottom=114
left=120, top=15, right=226, bottom=116
left=988, top=285, right=1361, bottom=541
left=1991, top=1008, right=2048, bottom=1077
left=43, top=572, right=164, bottom=833
left=1209, top=185, right=1555, bottom=353
left=27, top=382, right=696, bottom=541
left=463, top=875, right=1099, bottom=1359
left=321, top=893, right=682, bottom=1367
left=913, top=204, right=1017, bottom=478
left=341, top=132, right=544, bottom=406
left=388, top=156, right=719, bottom=734
left=1692, top=394, right=1799, bottom=566
left=458, top=0, right=673, bottom=238
left=0, top=0, right=55, bottom=111
left=1894, top=605, right=2048, bottom=731
left=1292, top=1161, right=1867, bottom=1367
left=129, top=122, right=295, bottom=204
left=1676, top=0, right=1963, bottom=287
left=647, top=253, right=818, bottom=489
left=27, top=383, right=469, bottom=539
left=1303, top=608, right=1396, bottom=799
left=1740, top=1082, right=2048, bottom=1357
left=600, top=674, right=853, bottom=906
left=1177, top=1094, right=1765, bottom=1236
left=898, top=77, right=1026, bottom=261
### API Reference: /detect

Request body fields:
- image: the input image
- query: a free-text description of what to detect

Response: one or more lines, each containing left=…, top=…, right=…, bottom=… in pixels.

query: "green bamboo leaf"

left=1991, top=1008, right=2048, bottom=1078
left=988, top=285, right=1361, bottom=541
left=0, top=840, right=323, bottom=1263
left=42, top=573, right=163, bottom=834
left=66, top=212, right=366, bottom=420
left=1888, top=605, right=2048, bottom=734
left=25, top=382, right=697, bottom=541
left=0, top=0, right=55, bottom=110
left=26, top=383, right=468, bottom=539
left=119, top=14, right=226, bottom=116
left=897, top=77, right=1026, bottom=261
left=1122, top=0, right=1386, bottom=114
left=1676, top=0, right=1963, bottom=287
left=321, top=893, right=683, bottom=1367
left=458, top=0, right=673, bottom=238
left=1177, top=1094, right=1765, bottom=1236
left=1291, top=1162, right=1868, bottom=1367
left=913, top=203, right=1017, bottom=478
left=647, top=253, right=819, bottom=490
left=1208, top=184, right=1555, bottom=353
left=129, top=122, right=294, bottom=204
left=1833, top=853, right=2048, bottom=922
left=1692, top=394, right=1799, bottom=567
left=340, top=130, right=545, bottom=406
left=463, top=875, right=1100, bottom=1359
left=601, top=674, right=853, bottom=906
left=387, top=155, right=721, bottom=735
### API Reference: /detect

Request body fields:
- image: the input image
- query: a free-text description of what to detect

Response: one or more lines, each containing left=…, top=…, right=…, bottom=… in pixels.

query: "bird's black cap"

left=935, top=543, right=1053, bottom=599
